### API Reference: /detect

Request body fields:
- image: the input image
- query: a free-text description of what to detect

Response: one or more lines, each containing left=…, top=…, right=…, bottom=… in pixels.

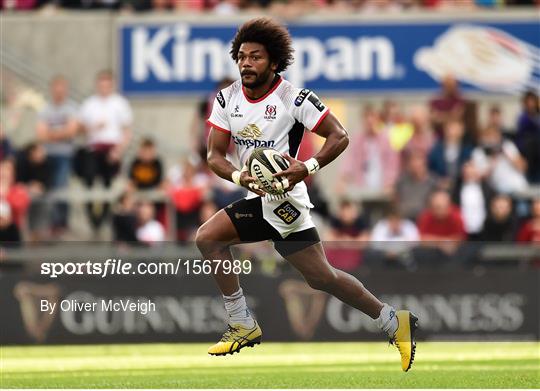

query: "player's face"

left=237, top=42, right=276, bottom=89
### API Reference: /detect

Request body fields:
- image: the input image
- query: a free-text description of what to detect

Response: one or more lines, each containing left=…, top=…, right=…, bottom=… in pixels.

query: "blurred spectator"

left=402, top=106, right=435, bottom=160
left=451, top=161, right=494, bottom=240
left=325, top=199, right=368, bottom=271
left=16, top=143, right=52, bottom=241
left=212, top=0, right=240, bottom=14
left=338, top=107, right=400, bottom=194
left=0, top=160, right=29, bottom=228
left=59, top=0, right=121, bottom=9
left=481, top=194, right=518, bottom=241
left=381, top=100, right=414, bottom=152
left=486, top=104, right=511, bottom=138
left=517, top=198, right=540, bottom=242
left=515, top=91, right=540, bottom=183
left=168, top=158, right=211, bottom=241
left=136, top=200, right=165, bottom=244
left=0, top=124, right=14, bottom=162
left=79, top=70, right=132, bottom=232
left=370, top=206, right=419, bottom=267
left=394, top=154, right=437, bottom=220
left=1, top=0, right=38, bottom=9
left=128, top=138, right=163, bottom=190
left=472, top=125, right=528, bottom=195
left=417, top=190, right=465, bottom=254
left=192, top=78, right=234, bottom=163
left=0, top=200, right=21, bottom=245
left=429, top=75, right=465, bottom=137
left=112, top=191, right=137, bottom=243
left=327, top=199, right=369, bottom=241
left=428, top=119, right=473, bottom=187
left=36, top=75, right=78, bottom=232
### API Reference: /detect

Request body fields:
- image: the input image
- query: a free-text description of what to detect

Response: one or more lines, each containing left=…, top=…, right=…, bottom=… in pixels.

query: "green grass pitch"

left=1, top=342, right=539, bottom=388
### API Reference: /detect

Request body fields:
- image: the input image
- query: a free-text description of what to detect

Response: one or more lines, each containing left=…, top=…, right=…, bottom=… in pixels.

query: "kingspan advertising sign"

left=119, top=19, right=540, bottom=95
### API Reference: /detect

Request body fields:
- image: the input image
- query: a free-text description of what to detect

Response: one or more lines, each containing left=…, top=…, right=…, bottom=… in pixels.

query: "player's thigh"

left=196, top=208, right=240, bottom=247
left=285, top=242, right=335, bottom=277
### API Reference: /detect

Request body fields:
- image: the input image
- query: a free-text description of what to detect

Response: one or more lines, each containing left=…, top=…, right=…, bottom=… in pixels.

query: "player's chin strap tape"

left=303, top=157, right=320, bottom=176
left=232, top=164, right=248, bottom=186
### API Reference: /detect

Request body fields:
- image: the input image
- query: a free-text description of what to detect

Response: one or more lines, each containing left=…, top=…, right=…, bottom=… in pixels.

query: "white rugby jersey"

left=207, top=76, right=329, bottom=207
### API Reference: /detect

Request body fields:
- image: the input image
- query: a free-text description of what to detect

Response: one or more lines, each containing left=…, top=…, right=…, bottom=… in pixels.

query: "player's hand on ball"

left=239, top=171, right=266, bottom=197
left=272, top=154, right=308, bottom=193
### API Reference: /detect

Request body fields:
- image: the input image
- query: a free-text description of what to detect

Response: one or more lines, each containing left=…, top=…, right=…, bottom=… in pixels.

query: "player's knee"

left=306, top=269, right=338, bottom=291
left=195, top=224, right=214, bottom=252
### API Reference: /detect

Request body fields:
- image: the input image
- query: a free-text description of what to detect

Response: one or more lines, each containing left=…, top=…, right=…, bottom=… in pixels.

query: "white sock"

left=223, top=288, right=255, bottom=328
left=375, top=303, right=398, bottom=337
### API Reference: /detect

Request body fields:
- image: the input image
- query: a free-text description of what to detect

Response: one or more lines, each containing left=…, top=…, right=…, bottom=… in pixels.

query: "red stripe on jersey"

left=311, top=109, right=330, bottom=133
left=206, top=120, right=231, bottom=134
left=242, top=77, right=283, bottom=103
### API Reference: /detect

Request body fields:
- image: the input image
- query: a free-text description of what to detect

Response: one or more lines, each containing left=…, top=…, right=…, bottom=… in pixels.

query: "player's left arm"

left=273, top=112, right=349, bottom=192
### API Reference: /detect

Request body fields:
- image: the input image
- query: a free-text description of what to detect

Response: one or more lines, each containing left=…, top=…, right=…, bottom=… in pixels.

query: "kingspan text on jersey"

left=232, top=137, right=276, bottom=148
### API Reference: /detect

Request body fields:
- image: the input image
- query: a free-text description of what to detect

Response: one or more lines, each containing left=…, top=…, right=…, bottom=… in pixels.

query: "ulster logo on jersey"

left=264, top=105, right=277, bottom=120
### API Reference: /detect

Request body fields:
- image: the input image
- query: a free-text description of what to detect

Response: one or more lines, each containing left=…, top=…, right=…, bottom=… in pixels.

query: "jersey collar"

left=242, top=75, right=282, bottom=104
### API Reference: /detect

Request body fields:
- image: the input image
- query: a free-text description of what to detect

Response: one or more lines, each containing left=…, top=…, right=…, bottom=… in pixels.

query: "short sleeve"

left=78, top=100, right=91, bottom=126
left=118, top=96, right=133, bottom=127
left=289, top=89, right=330, bottom=133
left=206, top=90, right=230, bottom=134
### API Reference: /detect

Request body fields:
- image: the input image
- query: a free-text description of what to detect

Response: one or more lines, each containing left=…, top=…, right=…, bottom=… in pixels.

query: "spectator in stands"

left=515, top=91, right=540, bottom=183
left=79, top=70, right=132, bottom=233
left=472, top=125, right=528, bottom=195
left=112, top=191, right=137, bottom=244
left=417, top=190, right=465, bottom=254
left=381, top=100, right=414, bottom=152
left=338, top=106, right=400, bottom=194
left=190, top=78, right=234, bottom=163
left=428, top=119, right=473, bottom=188
left=451, top=161, right=493, bottom=240
left=36, top=75, right=78, bottom=232
left=402, top=105, right=434, bottom=160
left=128, top=138, right=163, bottom=190
left=167, top=157, right=211, bottom=242
left=0, top=200, right=21, bottom=246
left=429, top=74, right=465, bottom=137
left=325, top=199, right=369, bottom=271
left=136, top=200, right=165, bottom=245
left=394, top=153, right=437, bottom=220
left=481, top=194, right=517, bottom=242
left=486, top=104, right=511, bottom=138
left=370, top=206, right=419, bottom=268
left=211, top=0, right=240, bottom=14
left=0, top=160, right=29, bottom=228
left=517, top=198, right=540, bottom=242
left=0, top=124, right=14, bottom=162
left=16, top=143, right=52, bottom=241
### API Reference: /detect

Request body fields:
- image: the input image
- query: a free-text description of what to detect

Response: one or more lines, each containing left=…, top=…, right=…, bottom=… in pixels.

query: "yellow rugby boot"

left=208, top=322, right=262, bottom=356
left=390, top=310, right=419, bottom=371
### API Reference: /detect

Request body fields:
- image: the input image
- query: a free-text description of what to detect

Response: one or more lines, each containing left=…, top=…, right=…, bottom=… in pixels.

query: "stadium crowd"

left=0, top=69, right=539, bottom=269
left=1, top=0, right=538, bottom=12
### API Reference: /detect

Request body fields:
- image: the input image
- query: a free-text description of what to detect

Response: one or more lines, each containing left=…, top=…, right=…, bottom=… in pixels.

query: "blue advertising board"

left=119, top=19, right=540, bottom=95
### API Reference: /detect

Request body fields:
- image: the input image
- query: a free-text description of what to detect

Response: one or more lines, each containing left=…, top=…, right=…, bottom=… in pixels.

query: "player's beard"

left=241, top=66, right=273, bottom=89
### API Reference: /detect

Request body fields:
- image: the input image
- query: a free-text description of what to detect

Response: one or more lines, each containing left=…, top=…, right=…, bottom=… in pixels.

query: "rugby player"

left=196, top=17, right=418, bottom=371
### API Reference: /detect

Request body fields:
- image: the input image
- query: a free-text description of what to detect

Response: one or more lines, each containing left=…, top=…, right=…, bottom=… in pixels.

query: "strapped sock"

left=223, top=288, right=255, bottom=329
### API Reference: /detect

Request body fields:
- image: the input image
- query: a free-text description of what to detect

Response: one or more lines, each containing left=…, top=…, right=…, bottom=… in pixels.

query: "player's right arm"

left=207, top=128, right=265, bottom=197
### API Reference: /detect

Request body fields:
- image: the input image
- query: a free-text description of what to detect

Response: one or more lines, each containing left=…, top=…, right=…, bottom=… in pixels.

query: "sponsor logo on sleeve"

left=273, top=201, right=300, bottom=225
left=216, top=91, right=225, bottom=108
left=294, top=89, right=311, bottom=107
left=308, top=93, right=325, bottom=112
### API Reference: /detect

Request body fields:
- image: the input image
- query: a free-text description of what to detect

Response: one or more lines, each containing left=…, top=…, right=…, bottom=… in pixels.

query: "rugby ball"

left=247, top=147, right=289, bottom=194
